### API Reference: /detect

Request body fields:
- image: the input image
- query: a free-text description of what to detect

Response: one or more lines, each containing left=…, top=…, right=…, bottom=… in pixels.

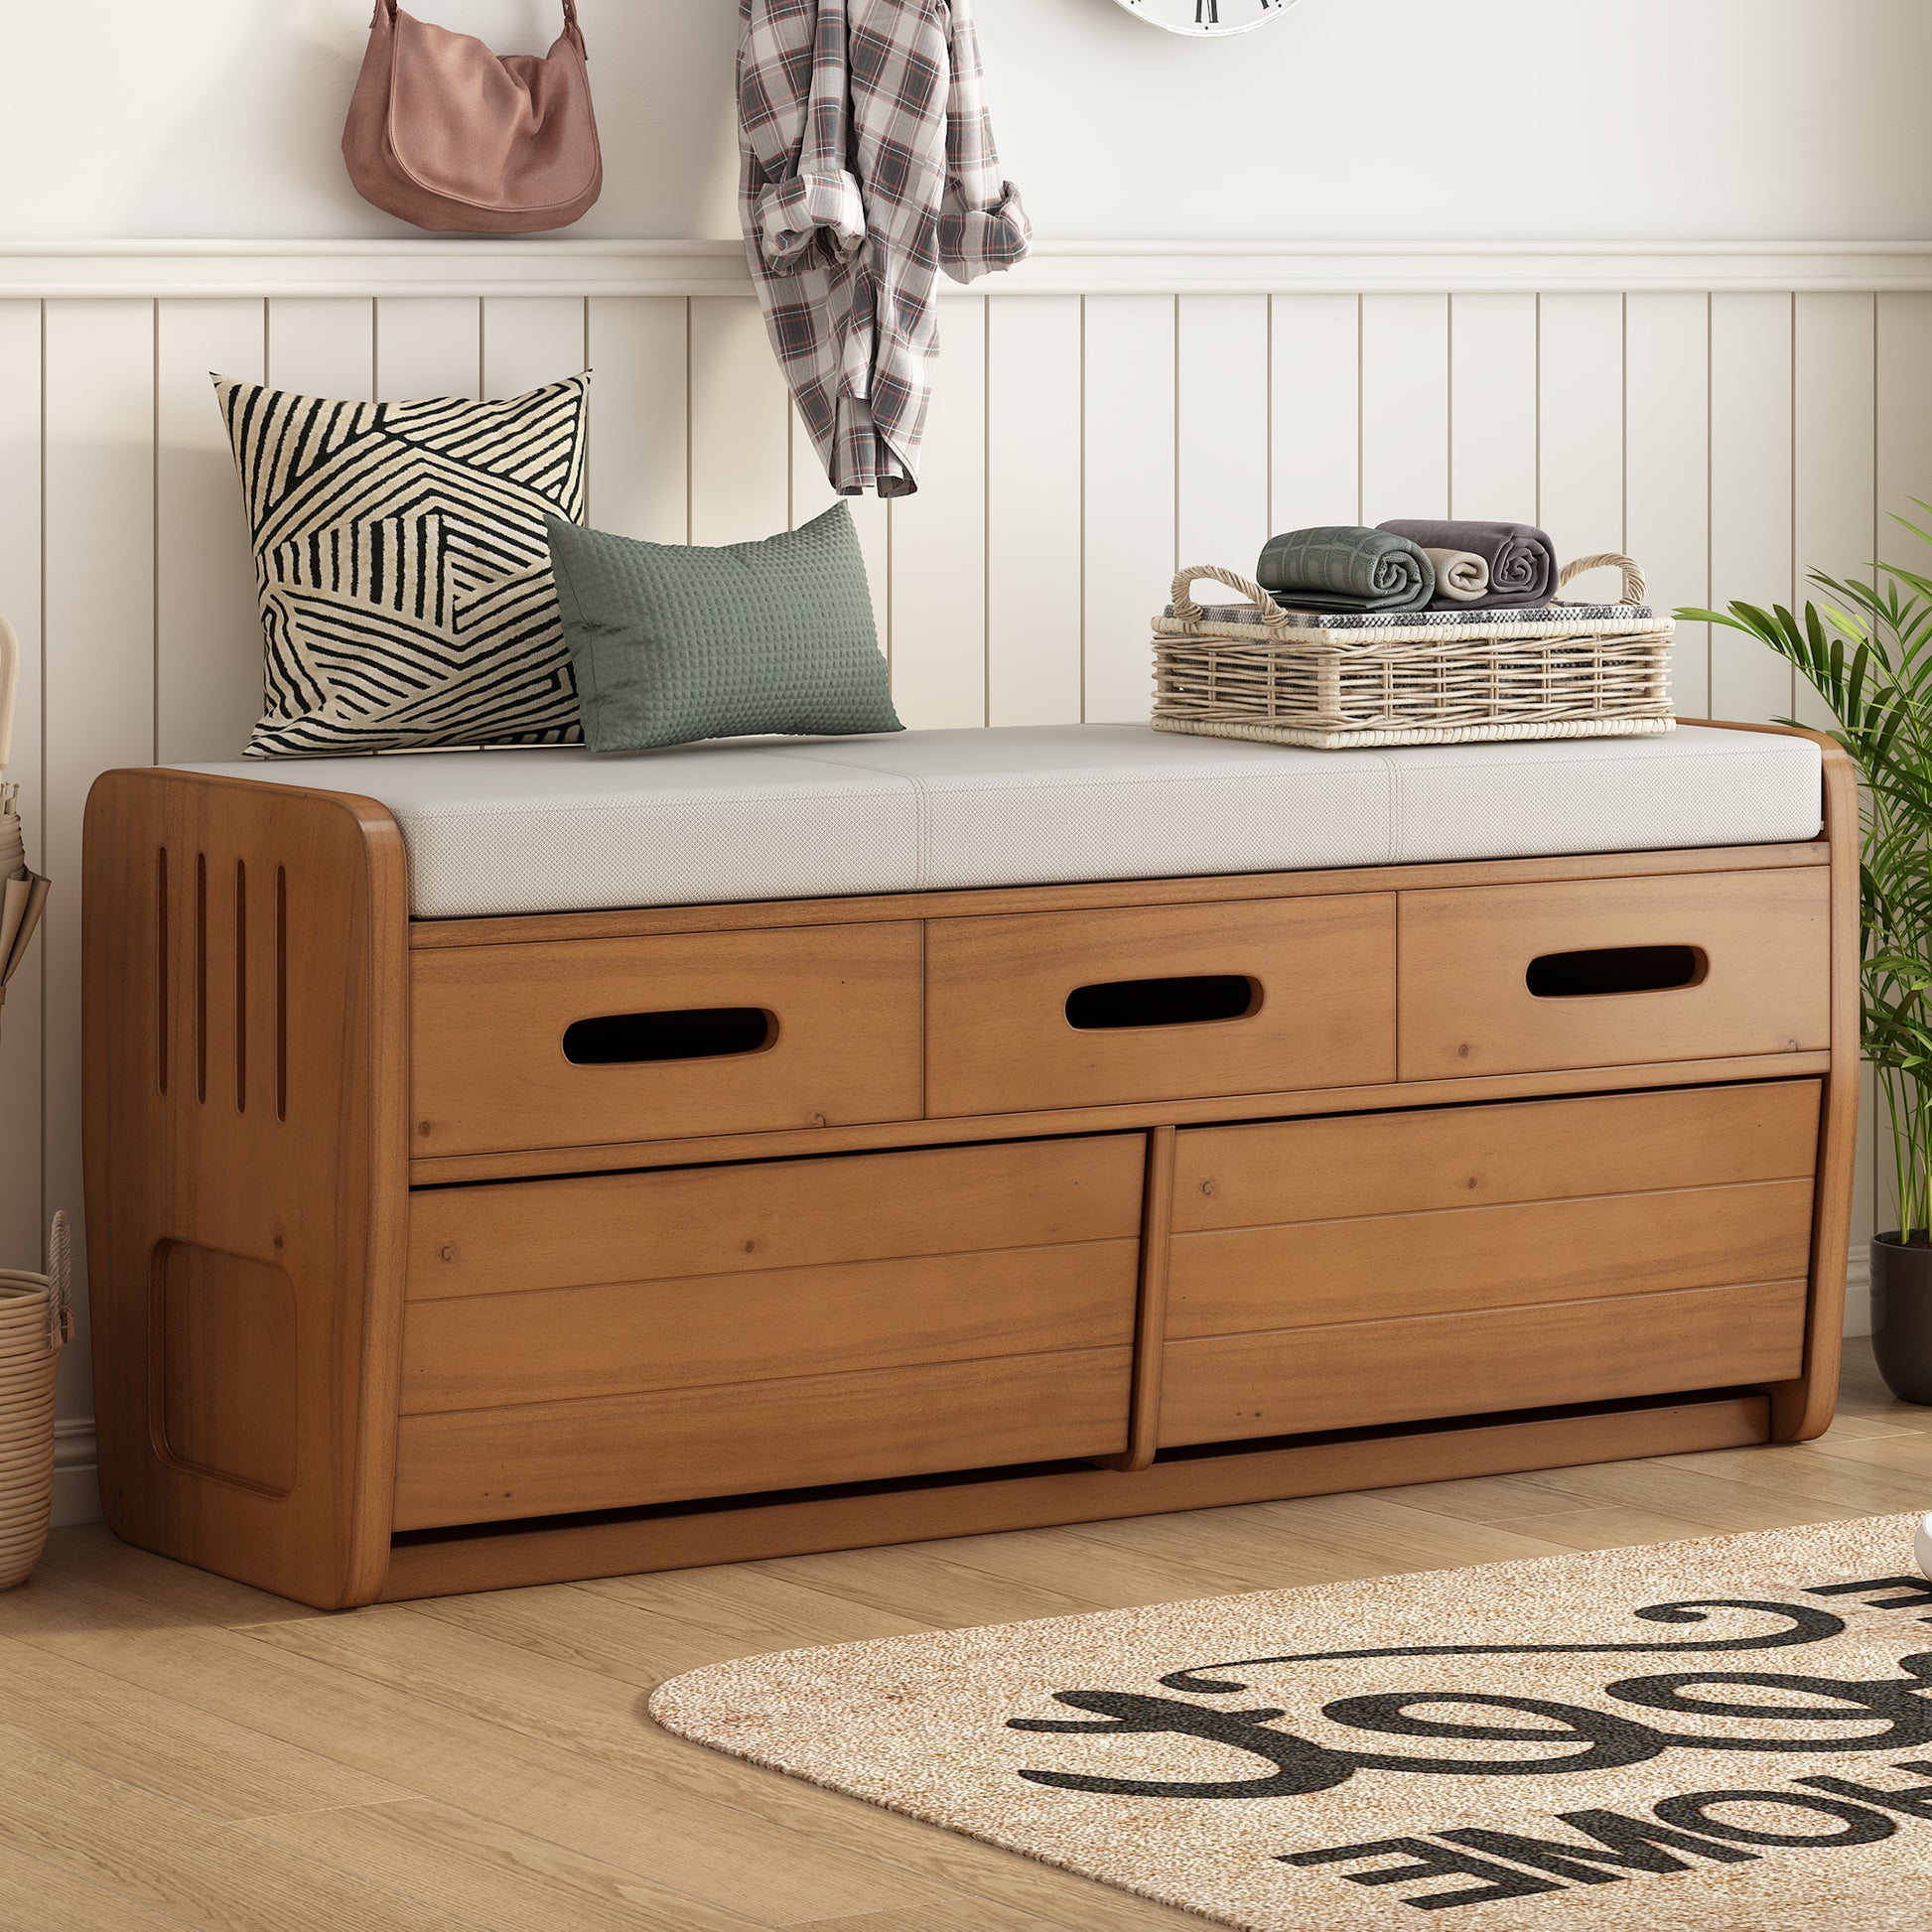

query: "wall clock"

left=1110, top=0, right=1299, bottom=36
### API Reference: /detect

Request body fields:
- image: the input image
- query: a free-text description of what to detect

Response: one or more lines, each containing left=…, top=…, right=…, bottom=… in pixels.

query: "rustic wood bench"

left=80, top=721, right=1856, bottom=1608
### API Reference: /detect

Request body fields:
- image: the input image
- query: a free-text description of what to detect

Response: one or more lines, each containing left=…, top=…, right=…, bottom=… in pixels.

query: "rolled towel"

left=1423, top=548, right=1489, bottom=603
left=1375, top=519, right=1558, bottom=610
left=1255, top=525, right=1435, bottom=614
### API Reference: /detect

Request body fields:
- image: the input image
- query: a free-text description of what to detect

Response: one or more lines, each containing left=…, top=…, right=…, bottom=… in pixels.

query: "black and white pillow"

left=215, top=373, right=589, bottom=757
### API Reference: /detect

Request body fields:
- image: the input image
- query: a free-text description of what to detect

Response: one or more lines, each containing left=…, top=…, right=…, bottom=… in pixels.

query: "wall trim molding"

left=51, top=1418, right=98, bottom=1530
left=1845, top=1247, right=1873, bottom=1340
left=4, top=239, right=1932, bottom=299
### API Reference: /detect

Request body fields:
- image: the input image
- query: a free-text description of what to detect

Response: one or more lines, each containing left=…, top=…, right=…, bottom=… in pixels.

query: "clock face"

left=1111, top=0, right=1298, bottom=35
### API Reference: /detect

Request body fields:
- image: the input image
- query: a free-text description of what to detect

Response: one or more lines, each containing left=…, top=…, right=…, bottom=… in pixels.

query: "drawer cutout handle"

left=563, top=1007, right=775, bottom=1065
left=1064, top=974, right=1261, bottom=1031
left=1525, top=945, right=1708, bottom=1000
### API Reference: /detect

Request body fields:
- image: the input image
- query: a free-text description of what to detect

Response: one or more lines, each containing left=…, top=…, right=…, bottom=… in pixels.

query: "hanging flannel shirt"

left=738, top=0, right=1031, bottom=498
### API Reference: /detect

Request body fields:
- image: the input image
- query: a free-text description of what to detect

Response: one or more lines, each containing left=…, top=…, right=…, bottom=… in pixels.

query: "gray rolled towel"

left=1255, top=525, right=1435, bottom=613
left=1376, top=518, right=1558, bottom=610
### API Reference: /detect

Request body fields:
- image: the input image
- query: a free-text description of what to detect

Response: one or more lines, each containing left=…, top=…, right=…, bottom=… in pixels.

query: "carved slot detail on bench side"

left=155, top=846, right=169, bottom=1095
left=275, top=865, right=288, bottom=1122
left=1064, top=974, right=1262, bottom=1032
left=234, top=859, right=247, bottom=1115
left=194, top=851, right=208, bottom=1105
left=562, top=1007, right=777, bottom=1067
left=1525, top=944, right=1709, bottom=1000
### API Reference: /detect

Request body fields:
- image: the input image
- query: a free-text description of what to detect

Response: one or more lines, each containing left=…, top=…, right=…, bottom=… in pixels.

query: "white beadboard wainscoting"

left=3, top=240, right=1923, bottom=1525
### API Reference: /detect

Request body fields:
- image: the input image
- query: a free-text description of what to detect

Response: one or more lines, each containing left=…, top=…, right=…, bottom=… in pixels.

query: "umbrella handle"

left=0, top=615, right=17, bottom=775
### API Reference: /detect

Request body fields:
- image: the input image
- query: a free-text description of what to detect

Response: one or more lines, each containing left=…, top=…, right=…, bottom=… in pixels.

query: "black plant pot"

left=1870, top=1234, right=1932, bottom=1404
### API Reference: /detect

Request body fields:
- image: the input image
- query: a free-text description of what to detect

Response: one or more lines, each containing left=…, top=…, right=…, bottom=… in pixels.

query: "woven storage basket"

left=1152, top=553, right=1673, bottom=750
left=0, top=1214, right=71, bottom=1590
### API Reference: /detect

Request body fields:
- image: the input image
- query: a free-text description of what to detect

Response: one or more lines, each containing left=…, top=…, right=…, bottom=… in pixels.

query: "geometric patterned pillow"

left=213, top=373, right=589, bottom=757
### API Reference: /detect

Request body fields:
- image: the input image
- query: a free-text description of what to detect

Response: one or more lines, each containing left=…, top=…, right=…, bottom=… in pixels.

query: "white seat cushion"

left=173, top=723, right=1824, bottom=920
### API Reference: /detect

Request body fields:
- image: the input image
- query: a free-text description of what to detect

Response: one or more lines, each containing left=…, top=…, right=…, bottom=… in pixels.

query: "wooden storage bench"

left=81, top=721, right=1857, bottom=1608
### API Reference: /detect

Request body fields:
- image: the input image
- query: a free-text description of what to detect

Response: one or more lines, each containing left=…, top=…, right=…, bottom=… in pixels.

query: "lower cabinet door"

left=394, top=1134, right=1144, bottom=1529
left=1161, top=1081, right=1819, bottom=1446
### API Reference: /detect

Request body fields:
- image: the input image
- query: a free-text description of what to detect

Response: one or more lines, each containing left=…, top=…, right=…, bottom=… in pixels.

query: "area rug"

left=649, top=1516, right=1932, bottom=1929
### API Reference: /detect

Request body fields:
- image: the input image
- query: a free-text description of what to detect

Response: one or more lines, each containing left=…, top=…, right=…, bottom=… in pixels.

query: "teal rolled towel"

left=1255, top=525, right=1436, bottom=613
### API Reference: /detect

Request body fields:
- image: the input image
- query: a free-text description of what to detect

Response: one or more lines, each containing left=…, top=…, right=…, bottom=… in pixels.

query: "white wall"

left=1, top=0, right=1928, bottom=244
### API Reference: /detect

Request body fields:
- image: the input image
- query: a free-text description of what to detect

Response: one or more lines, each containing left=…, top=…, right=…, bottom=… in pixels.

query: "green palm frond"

left=1684, top=531, right=1932, bottom=1236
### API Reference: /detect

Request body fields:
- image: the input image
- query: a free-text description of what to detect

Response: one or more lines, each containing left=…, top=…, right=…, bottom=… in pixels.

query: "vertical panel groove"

left=1077, top=295, right=1087, bottom=719
left=1620, top=294, right=1629, bottom=554
left=274, top=863, right=287, bottom=1124
left=193, top=850, right=207, bottom=1106
left=150, top=297, right=160, bottom=764
left=684, top=298, right=694, bottom=544
left=234, top=857, right=247, bottom=1115
left=37, top=297, right=47, bottom=1244
left=984, top=303, right=992, bottom=725
left=1355, top=295, right=1364, bottom=524
left=155, top=845, right=168, bottom=1095
left=1533, top=293, right=1543, bottom=525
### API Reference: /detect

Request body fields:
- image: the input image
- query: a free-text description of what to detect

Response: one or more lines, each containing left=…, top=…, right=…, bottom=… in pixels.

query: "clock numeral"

left=1196, top=0, right=1218, bottom=22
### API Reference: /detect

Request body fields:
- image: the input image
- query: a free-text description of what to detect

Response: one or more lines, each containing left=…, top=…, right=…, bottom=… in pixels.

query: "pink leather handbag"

left=343, top=1, right=603, bottom=234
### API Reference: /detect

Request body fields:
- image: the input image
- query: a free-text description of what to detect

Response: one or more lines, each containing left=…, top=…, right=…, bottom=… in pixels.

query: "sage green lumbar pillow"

left=544, top=504, right=902, bottom=753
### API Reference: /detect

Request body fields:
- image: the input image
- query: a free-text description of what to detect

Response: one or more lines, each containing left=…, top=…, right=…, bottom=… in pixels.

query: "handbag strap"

left=374, top=0, right=583, bottom=32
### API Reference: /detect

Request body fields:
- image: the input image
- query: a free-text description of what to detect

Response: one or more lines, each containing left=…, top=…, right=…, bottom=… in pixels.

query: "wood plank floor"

left=4, top=1343, right=1930, bottom=1931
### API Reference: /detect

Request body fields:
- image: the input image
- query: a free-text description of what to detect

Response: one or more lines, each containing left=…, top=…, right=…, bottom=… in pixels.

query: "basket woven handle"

left=46, top=1212, right=71, bottom=1352
left=1558, top=553, right=1647, bottom=606
left=1171, top=566, right=1292, bottom=632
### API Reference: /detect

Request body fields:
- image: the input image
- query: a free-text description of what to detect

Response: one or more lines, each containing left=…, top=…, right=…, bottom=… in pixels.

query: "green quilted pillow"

left=544, top=505, right=902, bottom=753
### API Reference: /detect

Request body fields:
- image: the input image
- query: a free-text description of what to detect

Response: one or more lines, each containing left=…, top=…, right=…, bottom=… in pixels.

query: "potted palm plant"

left=1686, top=515, right=1932, bottom=1400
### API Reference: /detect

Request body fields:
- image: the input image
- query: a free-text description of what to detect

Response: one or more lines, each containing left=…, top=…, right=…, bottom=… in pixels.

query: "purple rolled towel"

left=1375, top=519, right=1558, bottom=610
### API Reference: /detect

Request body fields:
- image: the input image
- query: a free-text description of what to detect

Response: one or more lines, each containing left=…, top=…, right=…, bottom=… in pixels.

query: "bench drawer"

left=402, top=1239, right=1140, bottom=1413
left=1169, top=1181, right=1815, bottom=1337
left=1173, top=1081, right=1823, bottom=1232
left=924, top=896, right=1395, bottom=1118
left=409, top=922, right=923, bottom=1157
left=1160, top=1279, right=1808, bottom=1446
left=395, top=1134, right=1147, bottom=1527
left=1161, top=1082, right=1820, bottom=1446
left=1397, top=867, right=1830, bottom=1081
left=394, top=1348, right=1134, bottom=1529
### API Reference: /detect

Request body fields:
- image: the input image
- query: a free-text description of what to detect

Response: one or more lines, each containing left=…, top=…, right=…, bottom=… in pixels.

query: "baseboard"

left=51, top=1419, right=100, bottom=1528
left=1845, top=1248, right=1873, bottom=1339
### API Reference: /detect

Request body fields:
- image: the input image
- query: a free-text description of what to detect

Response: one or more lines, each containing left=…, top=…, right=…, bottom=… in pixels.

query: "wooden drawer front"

left=407, top=1135, right=1145, bottom=1300
left=1160, top=1280, right=1808, bottom=1447
left=393, top=1348, right=1133, bottom=1529
left=409, top=923, right=923, bottom=1156
left=1173, top=1081, right=1822, bottom=1233
left=924, top=896, right=1395, bottom=1118
left=1397, top=868, right=1830, bottom=1080
left=1170, top=1181, right=1814, bottom=1336
left=402, top=1241, right=1139, bottom=1413
left=396, top=1133, right=1146, bottom=1525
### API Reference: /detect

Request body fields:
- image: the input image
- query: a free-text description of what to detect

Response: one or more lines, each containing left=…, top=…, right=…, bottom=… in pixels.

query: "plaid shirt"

left=739, top=0, right=1031, bottom=498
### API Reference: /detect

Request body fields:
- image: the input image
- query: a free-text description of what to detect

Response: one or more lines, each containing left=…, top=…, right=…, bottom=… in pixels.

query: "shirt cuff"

left=938, top=180, right=1033, bottom=285
left=755, top=171, right=867, bottom=274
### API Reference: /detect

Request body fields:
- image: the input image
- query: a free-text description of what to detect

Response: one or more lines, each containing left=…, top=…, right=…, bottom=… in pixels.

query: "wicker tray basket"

left=0, top=1215, right=71, bottom=1591
left=1152, top=553, right=1673, bottom=750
